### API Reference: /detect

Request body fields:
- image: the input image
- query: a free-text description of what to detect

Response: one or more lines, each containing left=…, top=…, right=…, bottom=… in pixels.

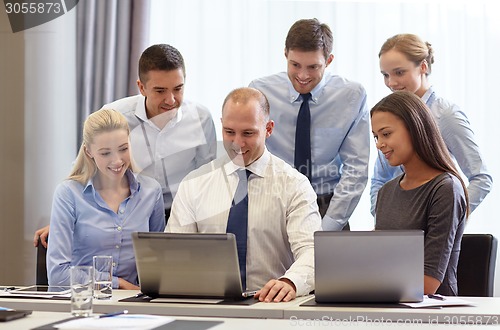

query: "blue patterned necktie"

left=226, top=169, right=251, bottom=289
left=294, top=93, right=312, bottom=180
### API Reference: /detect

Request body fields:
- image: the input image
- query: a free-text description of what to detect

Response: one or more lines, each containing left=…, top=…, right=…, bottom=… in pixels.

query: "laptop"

left=132, top=232, right=250, bottom=300
left=314, top=230, right=424, bottom=303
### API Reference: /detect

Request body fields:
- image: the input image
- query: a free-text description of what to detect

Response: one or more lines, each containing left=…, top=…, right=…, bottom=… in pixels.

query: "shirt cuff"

left=112, top=276, right=119, bottom=289
left=280, top=274, right=311, bottom=297
left=321, top=215, right=345, bottom=231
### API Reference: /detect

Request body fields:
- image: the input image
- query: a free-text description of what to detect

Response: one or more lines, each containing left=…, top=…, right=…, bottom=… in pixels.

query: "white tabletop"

left=0, top=289, right=308, bottom=319
left=1, top=311, right=499, bottom=330
left=2, top=290, right=500, bottom=325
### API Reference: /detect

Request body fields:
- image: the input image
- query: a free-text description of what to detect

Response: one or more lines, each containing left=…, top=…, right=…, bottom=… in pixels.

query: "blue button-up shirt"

left=47, top=170, right=165, bottom=288
left=250, top=71, right=370, bottom=230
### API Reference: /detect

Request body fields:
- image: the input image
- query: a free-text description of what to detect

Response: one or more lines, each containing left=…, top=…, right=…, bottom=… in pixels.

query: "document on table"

left=54, top=314, right=174, bottom=329
left=401, top=295, right=474, bottom=308
left=0, top=291, right=71, bottom=299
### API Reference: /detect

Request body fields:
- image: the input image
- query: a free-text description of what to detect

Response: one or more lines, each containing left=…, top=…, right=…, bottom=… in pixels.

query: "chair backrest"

left=457, top=234, right=497, bottom=297
left=36, top=236, right=48, bottom=285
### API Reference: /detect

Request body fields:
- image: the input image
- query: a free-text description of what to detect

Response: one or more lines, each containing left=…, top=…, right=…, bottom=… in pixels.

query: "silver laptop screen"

left=314, top=230, right=424, bottom=303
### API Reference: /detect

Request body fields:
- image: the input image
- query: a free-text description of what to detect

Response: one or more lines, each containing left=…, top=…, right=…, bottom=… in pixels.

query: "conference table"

left=3, top=310, right=500, bottom=330
left=0, top=289, right=302, bottom=318
left=1, top=289, right=500, bottom=329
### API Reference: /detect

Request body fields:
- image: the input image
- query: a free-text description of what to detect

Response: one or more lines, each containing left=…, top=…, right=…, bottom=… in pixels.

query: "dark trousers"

left=316, top=193, right=350, bottom=231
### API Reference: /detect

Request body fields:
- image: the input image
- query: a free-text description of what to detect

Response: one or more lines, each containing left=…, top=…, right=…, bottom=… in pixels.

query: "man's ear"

left=137, top=79, right=146, bottom=96
left=265, top=120, right=275, bottom=138
left=326, top=54, right=334, bottom=67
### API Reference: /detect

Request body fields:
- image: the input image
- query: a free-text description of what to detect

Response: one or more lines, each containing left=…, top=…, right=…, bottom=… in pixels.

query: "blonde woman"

left=47, top=109, right=165, bottom=290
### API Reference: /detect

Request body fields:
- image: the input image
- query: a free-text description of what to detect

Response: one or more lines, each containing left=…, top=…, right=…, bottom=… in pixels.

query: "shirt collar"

left=286, top=73, right=327, bottom=104
left=421, top=86, right=435, bottom=104
left=134, top=95, right=149, bottom=122
left=223, top=148, right=270, bottom=178
left=82, top=169, right=139, bottom=196
left=125, top=169, right=140, bottom=193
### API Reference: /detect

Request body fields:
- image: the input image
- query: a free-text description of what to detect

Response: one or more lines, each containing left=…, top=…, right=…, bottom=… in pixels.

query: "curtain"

left=76, top=0, right=150, bottom=146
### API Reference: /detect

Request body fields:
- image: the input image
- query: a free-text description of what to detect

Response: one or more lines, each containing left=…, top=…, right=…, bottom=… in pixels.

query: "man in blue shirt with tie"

left=250, top=18, right=370, bottom=230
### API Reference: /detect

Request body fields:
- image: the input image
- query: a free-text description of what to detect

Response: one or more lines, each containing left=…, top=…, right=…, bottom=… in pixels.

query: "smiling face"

left=379, top=49, right=428, bottom=98
left=85, top=129, right=130, bottom=185
left=137, top=69, right=185, bottom=119
left=371, top=110, right=416, bottom=167
left=222, top=98, right=274, bottom=167
left=286, top=49, right=333, bottom=94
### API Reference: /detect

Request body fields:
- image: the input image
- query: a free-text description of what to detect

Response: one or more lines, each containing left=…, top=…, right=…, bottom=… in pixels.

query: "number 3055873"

left=5, top=2, right=61, bottom=14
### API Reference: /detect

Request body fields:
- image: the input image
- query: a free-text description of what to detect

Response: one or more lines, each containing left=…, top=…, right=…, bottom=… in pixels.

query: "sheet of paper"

left=401, top=295, right=474, bottom=308
left=54, top=314, right=174, bottom=329
left=0, top=291, right=71, bottom=299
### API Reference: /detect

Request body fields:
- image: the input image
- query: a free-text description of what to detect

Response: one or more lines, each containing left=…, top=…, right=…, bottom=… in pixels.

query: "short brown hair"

left=285, top=18, right=333, bottom=60
left=138, top=44, right=185, bottom=83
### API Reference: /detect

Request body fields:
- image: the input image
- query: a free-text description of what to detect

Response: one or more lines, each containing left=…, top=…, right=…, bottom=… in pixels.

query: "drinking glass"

left=70, top=265, right=93, bottom=317
left=93, top=255, right=113, bottom=299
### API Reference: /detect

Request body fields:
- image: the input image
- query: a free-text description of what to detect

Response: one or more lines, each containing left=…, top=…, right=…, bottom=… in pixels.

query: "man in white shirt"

left=166, top=87, right=322, bottom=302
left=104, top=44, right=217, bottom=217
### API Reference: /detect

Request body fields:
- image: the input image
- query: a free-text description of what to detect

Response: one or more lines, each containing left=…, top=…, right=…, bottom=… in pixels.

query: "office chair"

left=457, top=234, right=497, bottom=297
left=36, top=236, right=48, bottom=285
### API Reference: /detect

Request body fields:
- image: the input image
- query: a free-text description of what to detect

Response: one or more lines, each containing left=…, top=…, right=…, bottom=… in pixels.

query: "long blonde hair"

left=68, top=109, right=131, bottom=185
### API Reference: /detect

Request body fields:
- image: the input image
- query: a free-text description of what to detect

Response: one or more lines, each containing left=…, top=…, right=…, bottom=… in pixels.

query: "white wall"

left=0, top=8, right=77, bottom=284
left=24, top=8, right=78, bottom=283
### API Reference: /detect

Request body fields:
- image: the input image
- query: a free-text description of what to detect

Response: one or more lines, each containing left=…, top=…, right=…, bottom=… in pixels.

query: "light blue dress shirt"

left=47, top=170, right=165, bottom=288
left=370, top=87, right=493, bottom=216
left=250, top=71, right=370, bottom=231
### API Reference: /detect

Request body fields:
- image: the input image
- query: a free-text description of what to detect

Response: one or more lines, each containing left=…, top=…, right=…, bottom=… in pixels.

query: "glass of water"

left=93, top=255, right=113, bottom=299
left=70, top=265, right=93, bottom=317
